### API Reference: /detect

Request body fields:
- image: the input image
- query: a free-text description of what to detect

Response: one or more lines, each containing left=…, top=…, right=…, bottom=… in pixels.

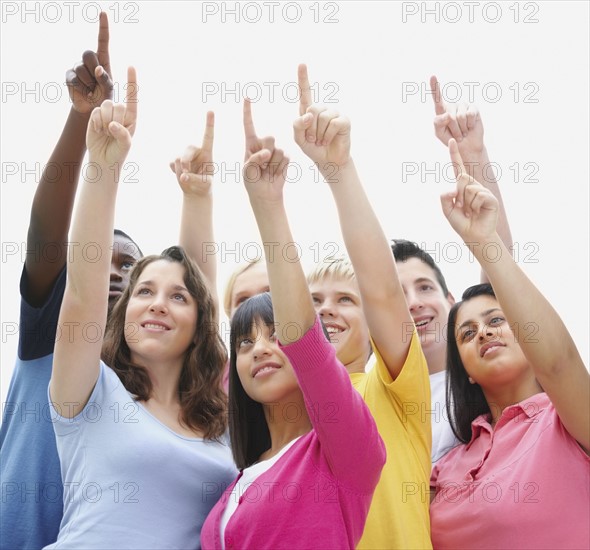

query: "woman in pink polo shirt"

left=200, top=125, right=385, bottom=549
left=429, top=140, right=589, bottom=549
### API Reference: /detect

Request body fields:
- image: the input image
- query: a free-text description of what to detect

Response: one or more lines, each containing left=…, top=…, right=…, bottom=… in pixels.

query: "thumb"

left=94, top=65, right=113, bottom=101
left=108, top=121, right=131, bottom=148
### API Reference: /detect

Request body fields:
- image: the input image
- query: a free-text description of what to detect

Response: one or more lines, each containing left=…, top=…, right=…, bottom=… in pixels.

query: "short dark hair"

left=228, top=292, right=274, bottom=469
left=391, top=239, right=450, bottom=297
left=445, top=283, right=496, bottom=442
left=114, top=228, right=144, bottom=258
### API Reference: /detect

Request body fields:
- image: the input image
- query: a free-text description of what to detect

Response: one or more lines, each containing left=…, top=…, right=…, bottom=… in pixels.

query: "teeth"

left=326, top=327, right=343, bottom=333
left=415, top=320, right=429, bottom=327
left=255, top=366, right=278, bottom=377
left=144, top=323, right=167, bottom=330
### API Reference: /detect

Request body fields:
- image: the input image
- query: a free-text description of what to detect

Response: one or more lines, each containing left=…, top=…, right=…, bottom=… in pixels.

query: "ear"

left=447, top=292, right=456, bottom=306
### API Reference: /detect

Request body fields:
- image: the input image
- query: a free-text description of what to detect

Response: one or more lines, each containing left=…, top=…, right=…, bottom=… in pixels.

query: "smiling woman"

left=46, top=73, right=237, bottom=549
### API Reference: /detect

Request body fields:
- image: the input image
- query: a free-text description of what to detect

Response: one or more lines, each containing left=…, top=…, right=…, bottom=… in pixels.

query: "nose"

left=149, top=293, right=168, bottom=315
left=110, top=262, right=123, bottom=282
left=252, top=335, right=272, bottom=360
left=317, top=299, right=335, bottom=317
left=406, top=290, right=423, bottom=311
left=478, top=323, right=494, bottom=341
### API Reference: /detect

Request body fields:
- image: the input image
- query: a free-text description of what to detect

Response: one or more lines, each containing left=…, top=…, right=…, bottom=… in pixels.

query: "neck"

left=423, top=342, right=446, bottom=375
left=139, top=358, right=184, bottom=405
left=483, top=379, right=543, bottom=427
left=262, top=396, right=312, bottom=459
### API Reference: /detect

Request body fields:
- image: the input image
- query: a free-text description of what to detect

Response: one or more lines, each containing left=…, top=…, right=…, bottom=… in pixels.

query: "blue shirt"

left=45, top=362, right=237, bottom=549
left=1, top=267, right=66, bottom=549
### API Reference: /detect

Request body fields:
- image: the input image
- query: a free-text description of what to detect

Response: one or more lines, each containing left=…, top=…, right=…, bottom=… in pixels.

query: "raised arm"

left=51, top=68, right=138, bottom=418
left=26, top=13, right=113, bottom=306
left=242, top=105, right=384, bottom=490
left=441, top=139, right=589, bottom=452
left=431, top=76, right=513, bottom=283
left=294, top=64, right=413, bottom=379
left=171, top=112, right=218, bottom=321
left=241, top=102, right=311, bottom=341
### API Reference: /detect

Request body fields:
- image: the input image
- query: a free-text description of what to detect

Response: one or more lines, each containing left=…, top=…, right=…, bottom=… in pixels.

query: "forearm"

left=179, top=192, right=218, bottom=316
left=472, top=234, right=578, bottom=374
left=462, top=147, right=513, bottom=260
left=250, top=200, right=315, bottom=344
left=67, top=161, right=118, bottom=315
left=26, top=108, right=91, bottom=303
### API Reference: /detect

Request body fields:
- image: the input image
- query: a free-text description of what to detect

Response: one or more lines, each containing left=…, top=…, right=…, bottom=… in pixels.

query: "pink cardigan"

left=201, top=316, right=386, bottom=549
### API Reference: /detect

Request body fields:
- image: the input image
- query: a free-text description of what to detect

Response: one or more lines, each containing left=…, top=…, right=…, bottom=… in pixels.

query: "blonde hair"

left=223, top=257, right=265, bottom=318
left=306, top=256, right=356, bottom=286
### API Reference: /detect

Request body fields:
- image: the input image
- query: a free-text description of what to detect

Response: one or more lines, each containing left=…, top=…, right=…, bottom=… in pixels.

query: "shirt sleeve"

left=18, top=265, right=66, bottom=360
left=279, top=315, right=386, bottom=495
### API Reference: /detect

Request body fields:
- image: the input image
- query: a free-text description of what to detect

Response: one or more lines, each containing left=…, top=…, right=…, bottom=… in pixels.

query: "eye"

left=419, top=284, right=434, bottom=292
left=460, top=328, right=476, bottom=342
left=237, top=337, right=253, bottom=349
left=172, top=293, right=188, bottom=302
left=121, top=261, right=135, bottom=271
left=311, top=296, right=321, bottom=304
left=339, top=296, right=353, bottom=303
left=489, top=316, right=504, bottom=325
left=137, top=287, right=151, bottom=296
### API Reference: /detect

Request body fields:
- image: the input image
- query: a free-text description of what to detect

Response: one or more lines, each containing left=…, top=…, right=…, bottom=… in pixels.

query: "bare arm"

left=171, top=112, right=218, bottom=322
left=430, top=76, right=513, bottom=283
left=26, top=13, right=113, bottom=306
left=294, top=65, right=412, bottom=378
left=51, top=68, right=138, bottom=418
left=441, top=139, right=589, bottom=452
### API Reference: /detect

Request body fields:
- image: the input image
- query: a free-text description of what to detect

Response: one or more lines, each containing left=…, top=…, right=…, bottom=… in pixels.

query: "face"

left=109, top=234, right=143, bottom=308
left=455, top=295, right=530, bottom=389
left=396, top=258, right=454, bottom=353
left=230, top=263, right=270, bottom=319
left=309, top=276, right=371, bottom=367
left=235, top=321, right=301, bottom=404
left=124, top=260, right=198, bottom=366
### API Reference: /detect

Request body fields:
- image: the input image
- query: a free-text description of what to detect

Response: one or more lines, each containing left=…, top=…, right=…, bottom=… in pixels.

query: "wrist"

left=321, top=157, right=355, bottom=183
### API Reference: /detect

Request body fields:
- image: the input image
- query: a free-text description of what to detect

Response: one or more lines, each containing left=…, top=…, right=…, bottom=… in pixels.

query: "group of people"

left=1, top=13, right=588, bottom=550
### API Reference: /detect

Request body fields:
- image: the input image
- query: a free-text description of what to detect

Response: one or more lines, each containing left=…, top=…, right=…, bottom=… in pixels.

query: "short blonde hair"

left=306, top=256, right=356, bottom=285
left=223, top=257, right=265, bottom=318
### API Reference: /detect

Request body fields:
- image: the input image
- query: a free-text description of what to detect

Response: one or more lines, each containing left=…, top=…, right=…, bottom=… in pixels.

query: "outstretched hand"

left=440, top=139, right=498, bottom=243
left=243, top=98, right=276, bottom=162
left=293, top=64, right=351, bottom=171
left=431, top=75, right=484, bottom=155
left=170, top=112, right=215, bottom=196
left=67, top=12, right=114, bottom=113
left=86, top=66, right=138, bottom=168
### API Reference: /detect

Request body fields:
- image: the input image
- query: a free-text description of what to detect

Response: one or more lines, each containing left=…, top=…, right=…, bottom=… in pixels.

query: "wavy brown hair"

left=102, top=246, right=228, bottom=440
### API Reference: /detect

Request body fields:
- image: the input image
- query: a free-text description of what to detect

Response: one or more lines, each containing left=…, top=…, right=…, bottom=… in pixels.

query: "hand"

left=170, top=112, right=215, bottom=197
left=440, top=139, right=498, bottom=243
left=86, top=67, right=138, bottom=168
left=243, top=146, right=290, bottom=209
left=243, top=98, right=276, bottom=162
left=293, top=64, right=351, bottom=170
left=66, top=12, right=114, bottom=114
left=431, top=75, right=484, bottom=156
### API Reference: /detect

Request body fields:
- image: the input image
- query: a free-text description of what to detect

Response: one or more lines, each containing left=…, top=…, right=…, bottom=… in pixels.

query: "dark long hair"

left=228, top=292, right=274, bottom=469
left=446, top=283, right=496, bottom=443
left=102, top=246, right=228, bottom=439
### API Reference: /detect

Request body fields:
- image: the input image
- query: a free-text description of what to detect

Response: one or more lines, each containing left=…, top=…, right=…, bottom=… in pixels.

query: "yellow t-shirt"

left=351, top=331, right=432, bottom=550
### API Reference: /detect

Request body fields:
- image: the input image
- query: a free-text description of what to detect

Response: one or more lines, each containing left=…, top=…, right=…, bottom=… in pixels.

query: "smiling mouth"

left=253, top=364, right=281, bottom=378
left=142, top=323, right=170, bottom=331
left=414, top=318, right=433, bottom=331
left=481, top=343, right=503, bottom=357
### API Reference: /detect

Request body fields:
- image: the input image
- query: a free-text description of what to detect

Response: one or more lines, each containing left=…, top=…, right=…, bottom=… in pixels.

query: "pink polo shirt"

left=430, top=392, right=590, bottom=549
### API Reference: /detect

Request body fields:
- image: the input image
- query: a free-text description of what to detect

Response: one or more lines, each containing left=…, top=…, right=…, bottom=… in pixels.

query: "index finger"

left=97, top=12, right=111, bottom=76
left=243, top=98, right=257, bottom=141
left=430, top=75, right=445, bottom=116
left=202, top=111, right=214, bottom=152
left=448, top=138, right=466, bottom=179
left=298, top=64, right=312, bottom=116
left=124, top=66, right=138, bottom=120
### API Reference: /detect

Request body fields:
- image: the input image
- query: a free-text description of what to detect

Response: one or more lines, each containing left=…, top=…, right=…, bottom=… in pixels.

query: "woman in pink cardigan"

left=200, top=113, right=385, bottom=550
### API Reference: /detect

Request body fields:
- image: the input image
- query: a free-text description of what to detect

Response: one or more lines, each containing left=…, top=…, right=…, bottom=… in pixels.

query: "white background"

left=1, top=0, right=589, bottom=409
